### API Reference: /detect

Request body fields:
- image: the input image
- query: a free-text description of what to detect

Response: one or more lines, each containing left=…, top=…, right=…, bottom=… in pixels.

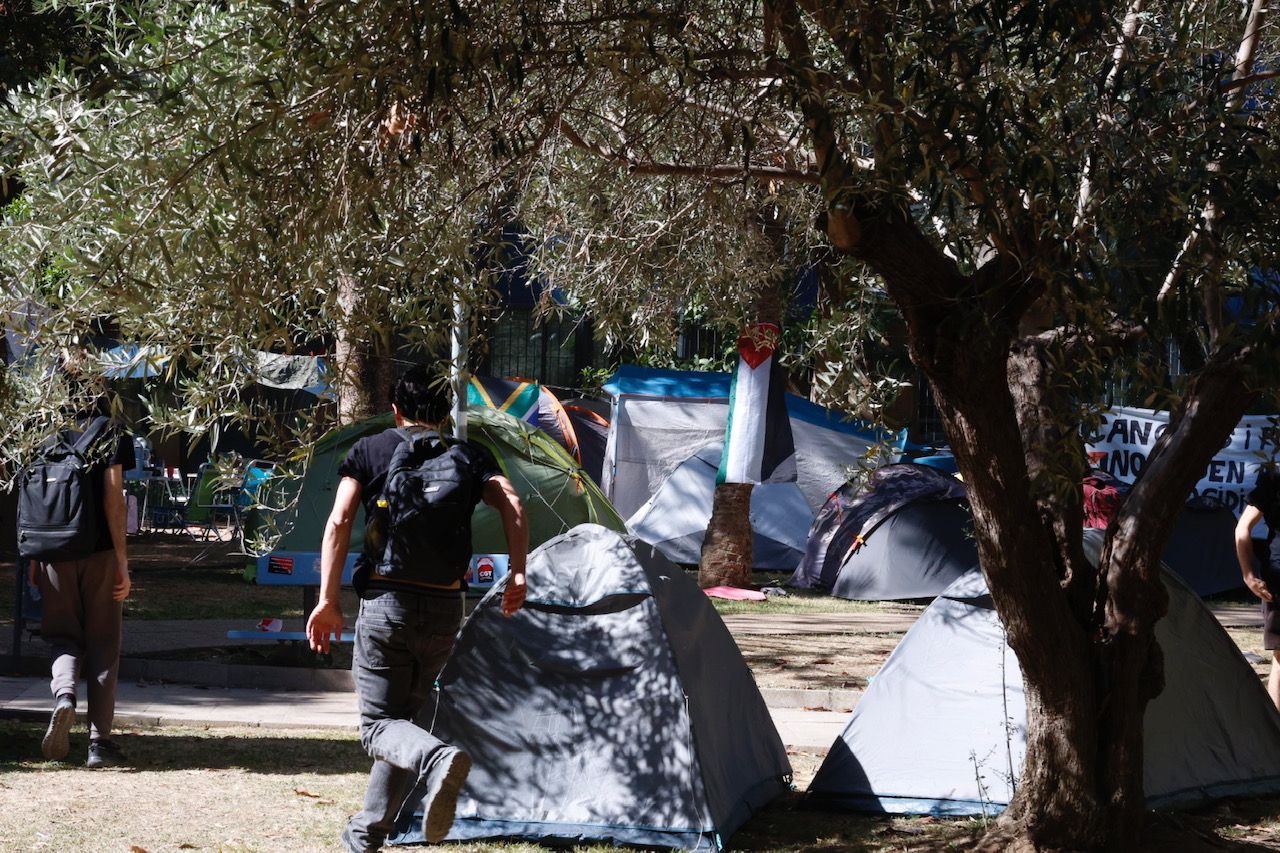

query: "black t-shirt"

left=62, top=418, right=136, bottom=553
left=1247, top=468, right=1280, bottom=568
left=337, top=427, right=502, bottom=587
left=338, top=428, right=502, bottom=516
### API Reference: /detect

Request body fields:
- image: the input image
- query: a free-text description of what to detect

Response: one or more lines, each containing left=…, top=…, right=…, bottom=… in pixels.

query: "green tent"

left=245, top=407, right=625, bottom=586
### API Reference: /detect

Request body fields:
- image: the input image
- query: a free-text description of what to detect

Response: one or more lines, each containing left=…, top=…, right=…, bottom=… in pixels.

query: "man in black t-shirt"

left=306, top=367, right=528, bottom=853
left=30, top=411, right=136, bottom=767
left=1236, top=465, right=1280, bottom=711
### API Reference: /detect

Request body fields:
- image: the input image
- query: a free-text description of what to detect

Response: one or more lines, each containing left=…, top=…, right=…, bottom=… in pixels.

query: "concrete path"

left=1, top=600, right=1256, bottom=660
left=1208, top=602, right=1264, bottom=629
left=0, top=675, right=846, bottom=750
left=3, top=599, right=1261, bottom=757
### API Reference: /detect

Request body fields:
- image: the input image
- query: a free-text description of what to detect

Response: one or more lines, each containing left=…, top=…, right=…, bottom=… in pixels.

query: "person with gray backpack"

left=18, top=404, right=135, bottom=768
left=306, top=366, right=528, bottom=853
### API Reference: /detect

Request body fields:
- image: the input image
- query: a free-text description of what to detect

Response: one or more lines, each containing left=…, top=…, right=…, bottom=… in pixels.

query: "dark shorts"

left=1264, top=560, right=1280, bottom=650
left=1266, top=600, right=1280, bottom=651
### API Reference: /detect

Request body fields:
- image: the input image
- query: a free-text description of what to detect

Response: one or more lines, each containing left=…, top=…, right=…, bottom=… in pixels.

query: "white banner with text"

left=1085, top=406, right=1280, bottom=515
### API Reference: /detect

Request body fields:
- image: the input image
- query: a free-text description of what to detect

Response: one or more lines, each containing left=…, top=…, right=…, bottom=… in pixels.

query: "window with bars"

left=482, top=308, right=593, bottom=388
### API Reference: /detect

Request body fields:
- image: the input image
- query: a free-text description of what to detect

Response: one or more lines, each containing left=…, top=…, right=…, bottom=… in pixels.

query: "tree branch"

left=793, top=0, right=1027, bottom=256
left=553, top=117, right=820, bottom=184
left=769, top=0, right=863, bottom=250
left=1220, top=68, right=1280, bottom=92
left=1157, top=0, right=1270, bottom=334
left=1074, top=0, right=1147, bottom=234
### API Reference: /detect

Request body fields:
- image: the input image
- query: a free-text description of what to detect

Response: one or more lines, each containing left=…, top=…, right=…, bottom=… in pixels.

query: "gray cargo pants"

left=344, top=589, right=465, bottom=852
left=37, top=549, right=123, bottom=741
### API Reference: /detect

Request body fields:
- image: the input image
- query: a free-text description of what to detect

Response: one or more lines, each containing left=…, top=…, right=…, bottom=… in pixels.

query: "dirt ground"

left=735, top=632, right=901, bottom=698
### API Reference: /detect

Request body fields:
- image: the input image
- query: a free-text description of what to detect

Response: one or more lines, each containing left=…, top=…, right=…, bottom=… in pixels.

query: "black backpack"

left=17, top=416, right=112, bottom=562
left=371, top=428, right=479, bottom=585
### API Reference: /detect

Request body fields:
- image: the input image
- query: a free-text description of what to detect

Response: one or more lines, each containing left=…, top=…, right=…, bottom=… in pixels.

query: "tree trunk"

left=891, top=276, right=1256, bottom=851
left=334, top=272, right=394, bottom=424
left=697, top=207, right=787, bottom=588
left=921, top=339, right=1110, bottom=850
left=699, top=482, right=754, bottom=587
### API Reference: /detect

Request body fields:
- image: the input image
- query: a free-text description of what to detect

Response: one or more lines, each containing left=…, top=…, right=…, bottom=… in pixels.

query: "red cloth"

left=703, top=585, right=767, bottom=601
left=1083, top=471, right=1126, bottom=529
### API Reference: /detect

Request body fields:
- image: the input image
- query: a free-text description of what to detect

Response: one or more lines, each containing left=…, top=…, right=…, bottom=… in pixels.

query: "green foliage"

left=0, top=0, right=1276, bottom=488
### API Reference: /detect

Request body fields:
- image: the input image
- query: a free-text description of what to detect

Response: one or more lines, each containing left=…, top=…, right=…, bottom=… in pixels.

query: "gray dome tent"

left=392, top=523, right=792, bottom=849
left=790, top=462, right=979, bottom=600
left=806, top=529, right=1280, bottom=815
left=1162, top=496, right=1245, bottom=596
left=627, top=444, right=814, bottom=570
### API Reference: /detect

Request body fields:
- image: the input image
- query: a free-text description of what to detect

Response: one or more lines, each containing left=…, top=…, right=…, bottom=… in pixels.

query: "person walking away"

left=1236, top=464, right=1280, bottom=711
left=306, top=367, right=528, bottom=852
left=19, top=407, right=134, bottom=767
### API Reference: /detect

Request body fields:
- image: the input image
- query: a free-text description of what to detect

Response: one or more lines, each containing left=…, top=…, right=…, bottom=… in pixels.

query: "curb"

left=758, top=687, right=859, bottom=711
left=0, top=705, right=357, bottom=733
left=11, top=657, right=860, bottom=712
left=119, top=657, right=353, bottom=692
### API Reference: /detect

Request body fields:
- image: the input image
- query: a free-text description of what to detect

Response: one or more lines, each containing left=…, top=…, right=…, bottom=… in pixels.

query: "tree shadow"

left=0, top=719, right=368, bottom=775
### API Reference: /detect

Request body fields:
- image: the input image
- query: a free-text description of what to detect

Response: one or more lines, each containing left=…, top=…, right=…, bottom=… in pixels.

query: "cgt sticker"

left=475, top=556, right=496, bottom=584
left=267, top=556, right=294, bottom=576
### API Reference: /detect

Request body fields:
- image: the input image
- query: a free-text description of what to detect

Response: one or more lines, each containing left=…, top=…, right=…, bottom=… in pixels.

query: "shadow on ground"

left=0, top=719, right=368, bottom=775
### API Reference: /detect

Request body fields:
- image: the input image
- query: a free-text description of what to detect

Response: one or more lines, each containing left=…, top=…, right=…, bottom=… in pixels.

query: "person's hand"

left=113, top=557, right=131, bottom=602
left=307, top=600, right=344, bottom=654
left=1246, top=573, right=1273, bottom=603
left=26, top=560, right=37, bottom=589
left=502, top=572, right=526, bottom=617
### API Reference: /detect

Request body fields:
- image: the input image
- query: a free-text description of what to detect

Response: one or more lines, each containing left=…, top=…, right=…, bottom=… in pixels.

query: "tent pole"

left=451, top=289, right=468, bottom=442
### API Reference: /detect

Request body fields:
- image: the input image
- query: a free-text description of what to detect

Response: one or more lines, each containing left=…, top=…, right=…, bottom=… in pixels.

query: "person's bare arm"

left=102, top=464, right=130, bottom=602
left=483, top=475, right=528, bottom=616
left=1237, top=505, right=1271, bottom=602
left=306, top=476, right=361, bottom=653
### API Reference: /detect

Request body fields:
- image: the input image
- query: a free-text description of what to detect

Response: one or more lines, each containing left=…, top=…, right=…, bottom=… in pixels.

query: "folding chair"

left=143, top=476, right=187, bottom=534
left=187, top=463, right=239, bottom=541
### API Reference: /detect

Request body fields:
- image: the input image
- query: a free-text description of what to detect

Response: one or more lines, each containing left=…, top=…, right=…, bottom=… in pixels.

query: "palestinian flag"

left=718, top=323, right=797, bottom=485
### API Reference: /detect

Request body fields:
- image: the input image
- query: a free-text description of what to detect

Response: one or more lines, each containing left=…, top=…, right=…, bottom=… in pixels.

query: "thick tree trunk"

left=699, top=482, right=754, bottom=587
left=334, top=272, right=394, bottom=424
left=921, top=339, right=1109, bottom=850
left=892, top=282, right=1256, bottom=852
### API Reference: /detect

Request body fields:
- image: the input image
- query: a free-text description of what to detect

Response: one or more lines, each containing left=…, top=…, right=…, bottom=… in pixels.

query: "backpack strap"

left=70, top=416, right=113, bottom=460
left=393, top=426, right=452, bottom=450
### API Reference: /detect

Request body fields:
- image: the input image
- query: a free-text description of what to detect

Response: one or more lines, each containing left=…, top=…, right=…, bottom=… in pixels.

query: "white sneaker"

left=41, top=695, right=75, bottom=761
left=421, top=747, right=472, bottom=843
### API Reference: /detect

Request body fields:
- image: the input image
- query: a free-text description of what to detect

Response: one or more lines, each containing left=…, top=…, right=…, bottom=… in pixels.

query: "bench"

left=225, top=630, right=356, bottom=642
